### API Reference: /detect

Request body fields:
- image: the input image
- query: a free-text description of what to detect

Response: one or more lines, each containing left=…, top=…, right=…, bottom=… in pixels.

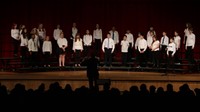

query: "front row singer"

left=102, top=33, right=115, bottom=67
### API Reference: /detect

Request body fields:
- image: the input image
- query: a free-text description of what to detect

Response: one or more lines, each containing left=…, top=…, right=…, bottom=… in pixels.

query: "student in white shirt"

left=109, top=26, right=119, bottom=61
left=147, top=26, right=156, bottom=37
left=125, top=30, right=134, bottom=62
left=70, top=22, right=78, bottom=54
left=37, top=23, right=46, bottom=49
left=147, top=31, right=154, bottom=63
left=183, top=23, right=192, bottom=44
left=121, top=35, right=129, bottom=66
left=73, top=33, right=83, bottom=67
left=137, top=32, right=147, bottom=67
left=102, top=33, right=115, bottom=67
left=19, top=24, right=26, bottom=37
left=71, top=22, right=78, bottom=39
left=93, top=24, right=102, bottom=57
left=83, top=30, right=92, bottom=58
left=185, top=29, right=195, bottom=64
left=28, top=34, right=40, bottom=67
left=135, top=35, right=141, bottom=65
left=57, top=32, right=68, bottom=67
left=30, top=28, right=40, bottom=48
left=109, top=26, right=119, bottom=45
left=174, top=31, right=181, bottom=63
left=151, top=36, right=160, bottom=68
left=11, top=23, right=20, bottom=57
left=167, top=38, right=176, bottom=68
left=53, top=24, right=62, bottom=57
left=160, top=31, right=169, bottom=62
left=20, top=28, right=29, bottom=65
left=42, top=36, right=52, bottom=67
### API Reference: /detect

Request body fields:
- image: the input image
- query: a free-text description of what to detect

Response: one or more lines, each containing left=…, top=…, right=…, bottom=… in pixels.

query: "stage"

left=0, top=70, right=200, bottom=92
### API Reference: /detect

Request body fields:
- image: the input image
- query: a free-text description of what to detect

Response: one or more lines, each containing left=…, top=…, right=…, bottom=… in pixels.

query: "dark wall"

left=0, top=0, right=200, bottom=58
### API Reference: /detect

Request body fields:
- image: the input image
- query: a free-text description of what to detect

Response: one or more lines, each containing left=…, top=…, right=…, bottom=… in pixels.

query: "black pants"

left=52, top=39, right=59, bottom=57
left=147, top=47, right=153, bottom=63
left=167, top=51, right=174, bottom=68
left=30, top=52, right=38, bottom=67
left=94, top=39, right=101, bottom=57
left=160, top=45, right=167, bottom=63
left=138, top=49, right=147, bottom=67
left=112, top=44, right=118, bottom=61
left=87, top=71, right=99, bottom=89
left=127, top=43, right=133, bottom=62
left=104, top=48, right=112, bottom=66
left=12, top=38, right=20, bottom=56
left=20, top=46, right=28, bottom=65
left=69, top=38, right=74, bottom=53
left=75, top=50, right=81, bottom=64
left=121, top=52, right=128, bottom=66
left=174, top=49, right=180, bottom=63
left=135, top=49, right=140, bottom=66
left=186, top=46, right=195, bottom=64
left=43, top=52, right=51, bottom=66
left=84, top=46, right=91, bottom=57
left=152, top=51, right=160, bottom=67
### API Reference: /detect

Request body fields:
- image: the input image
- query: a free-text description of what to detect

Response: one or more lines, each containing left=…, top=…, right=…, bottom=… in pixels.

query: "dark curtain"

left=0, top=0, right=200, bottom=59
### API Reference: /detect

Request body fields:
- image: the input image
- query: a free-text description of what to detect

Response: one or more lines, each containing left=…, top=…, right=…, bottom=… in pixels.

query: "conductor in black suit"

left=86, top=53, right=100, bottom=89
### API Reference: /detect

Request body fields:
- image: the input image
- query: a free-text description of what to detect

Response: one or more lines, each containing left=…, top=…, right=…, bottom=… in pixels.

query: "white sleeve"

left=116, top=32, right=119, bottom=44
left=50, top=42, right=52, bottom=54
left=102, top=39, right=105, bottom=52
left=112, top=40, right=115, bottom=53
left=172, top=44, right=176, bottom=56
left=28, top=40, right=32, bottom=51
left=42, top=42, right=45, bottom=52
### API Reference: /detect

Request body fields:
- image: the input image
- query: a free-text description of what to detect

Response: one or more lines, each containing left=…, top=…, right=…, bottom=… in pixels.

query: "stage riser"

left=0, top=80, right=200, bottom=92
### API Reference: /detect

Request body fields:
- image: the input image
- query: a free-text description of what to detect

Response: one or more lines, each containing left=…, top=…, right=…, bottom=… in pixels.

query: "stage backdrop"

left=0, top=0, right=200, bottom=60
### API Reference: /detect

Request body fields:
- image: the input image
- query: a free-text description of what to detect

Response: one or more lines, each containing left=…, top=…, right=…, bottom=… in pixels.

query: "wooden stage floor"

left=0, top=70, right=200, bottom=92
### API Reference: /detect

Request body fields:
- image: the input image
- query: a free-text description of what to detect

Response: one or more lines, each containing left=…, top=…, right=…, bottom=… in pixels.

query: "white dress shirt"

left=147, top=31, right=156, bottom=37
left=57, top=38, right=68, bottom=48
left=138, top=38, right=147, bottom=52
left=121, top=40, right=129, bottom=53
left=83, top=34, right=92, bottom=46
left=151, top=40, right=160, bottom=51
left=102, top=38, right=115, bottom=53
left=20, top=35, right=28, bottom=47
left=147, top=35, right=153, bottom=48
left=72, top=27, right=78, bottom=38
left=167, top=42, right=176, bottom=56
left=93, top=29, right=102, bottom=41
left=109, top=30, right=119, bottom=44
left=186, top=33, right=195, bottom=49
left=53, top=29, right=62, bottom=40
left=11, top=29, right=20, bottom=40
left=160, top=36, right=169, bottom=46
left=42, top=41, right=52, bottom=54
left=174, top=36, right=181, bottom=50
left=125, top=33, right=134, bottom=47
left=28, top=38, right=40, bottom=52
left=184, top=28, right=190, bottom=37
left=73, top=39, right=83, bottom=50
left=37, top=29, right=46, bottom=40
left=135, top=37, right=141, bottom=50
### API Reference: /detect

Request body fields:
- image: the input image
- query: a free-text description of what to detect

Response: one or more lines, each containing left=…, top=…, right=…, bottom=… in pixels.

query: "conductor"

left=85, top=53, right=100, bottom=89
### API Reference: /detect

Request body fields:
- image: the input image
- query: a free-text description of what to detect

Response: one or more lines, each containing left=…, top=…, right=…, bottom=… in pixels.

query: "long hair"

left=75, top=33, right=81, bottom=42
left=22, top=28, right=28, bottom=39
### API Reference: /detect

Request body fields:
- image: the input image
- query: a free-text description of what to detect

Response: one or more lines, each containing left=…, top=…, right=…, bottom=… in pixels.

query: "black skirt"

left=59, top=48, right=66, bottom=55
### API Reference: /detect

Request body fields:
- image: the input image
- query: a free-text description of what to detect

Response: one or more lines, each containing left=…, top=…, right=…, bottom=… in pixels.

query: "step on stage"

left=0, top=70, right=200, bottom=92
